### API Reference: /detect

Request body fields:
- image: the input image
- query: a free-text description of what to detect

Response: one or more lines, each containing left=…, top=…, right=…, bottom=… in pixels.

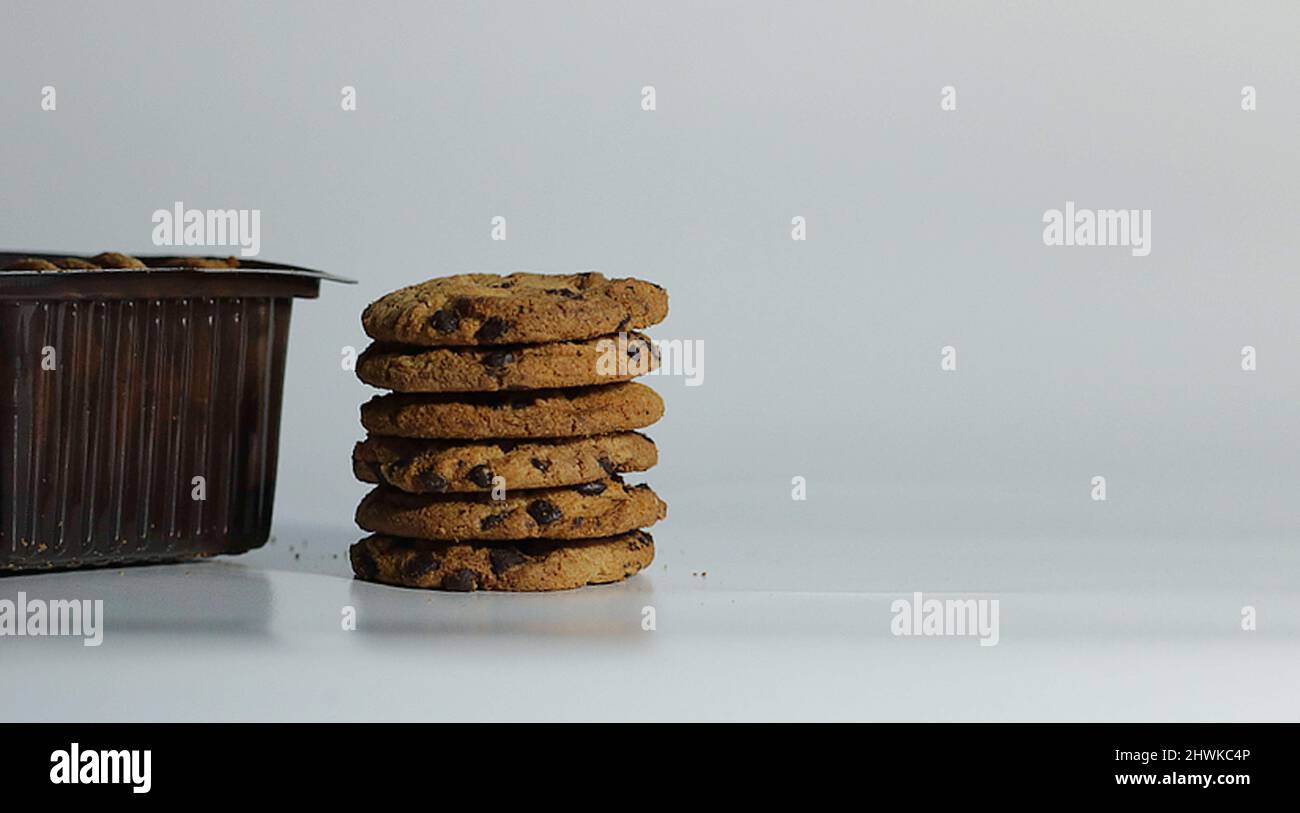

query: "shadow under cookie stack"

left=349, top=272, right=668, bottom=591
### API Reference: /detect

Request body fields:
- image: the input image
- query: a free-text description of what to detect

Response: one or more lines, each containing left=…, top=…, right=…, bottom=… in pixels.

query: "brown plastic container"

left=0, top=253, right=351, bottom=571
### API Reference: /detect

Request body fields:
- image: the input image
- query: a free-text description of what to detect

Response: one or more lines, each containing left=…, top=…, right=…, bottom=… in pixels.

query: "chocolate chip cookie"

left=2, top=257, right=61, bottom=271
left=155, top=256, right=241, bottom=268
left=355, top=477, right=666, bottom=541
left=89, top=252, right=148, bottom=269
left=361, top=272, right=668, bottom=346
left=53, top=257, right=100, bottom=269
left=360, top=382, right=663, bottom=439
left=349, top=530, right=655, bottom=591
left=353, top=432, right=658, bottom=493
left=356, top=332, right=657, bottom=393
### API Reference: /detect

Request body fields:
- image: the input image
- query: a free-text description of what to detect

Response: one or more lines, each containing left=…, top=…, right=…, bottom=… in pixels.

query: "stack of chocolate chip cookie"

left=349, top=272, right=669, bottom=591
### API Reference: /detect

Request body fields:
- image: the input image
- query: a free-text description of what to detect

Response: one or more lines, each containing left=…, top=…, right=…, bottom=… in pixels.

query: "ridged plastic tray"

left=0, top=254, right=350, bottom=571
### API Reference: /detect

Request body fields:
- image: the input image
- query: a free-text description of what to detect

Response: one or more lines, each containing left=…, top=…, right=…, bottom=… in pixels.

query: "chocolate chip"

left=474, top=317, right=510, bottom=342
left=530, top=457, right=550, bottom=472
left=482, top=350, right=515, bottom=371
left=615, top=316, right=631, bottom=332
left=417, top=471, right=449, bottom=493
left=627, top=342, right=642, bottom=361
left=467, top=465, right=494, bottom=488
left=349, top=546, right=378, bottom=581
left=479, top=511, right=512, bottom=531
left=441, top=568, right=479, bottom=592
left=527, top=499, right=563, bottom=525
left=489, top=547, right=528, bottom=574
left=429, top=308, right=460, bottom=334
left=574, top=481, right=607, bottom=496
left=400, top=551, right=443, bottom=581
left=544, top=288, right=582, bottom=299
left=597, top=456, right=617, bottom=476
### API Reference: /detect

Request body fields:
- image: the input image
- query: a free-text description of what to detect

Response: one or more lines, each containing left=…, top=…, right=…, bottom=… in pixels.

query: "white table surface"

left=3, top=496, right=1298, bottom=722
